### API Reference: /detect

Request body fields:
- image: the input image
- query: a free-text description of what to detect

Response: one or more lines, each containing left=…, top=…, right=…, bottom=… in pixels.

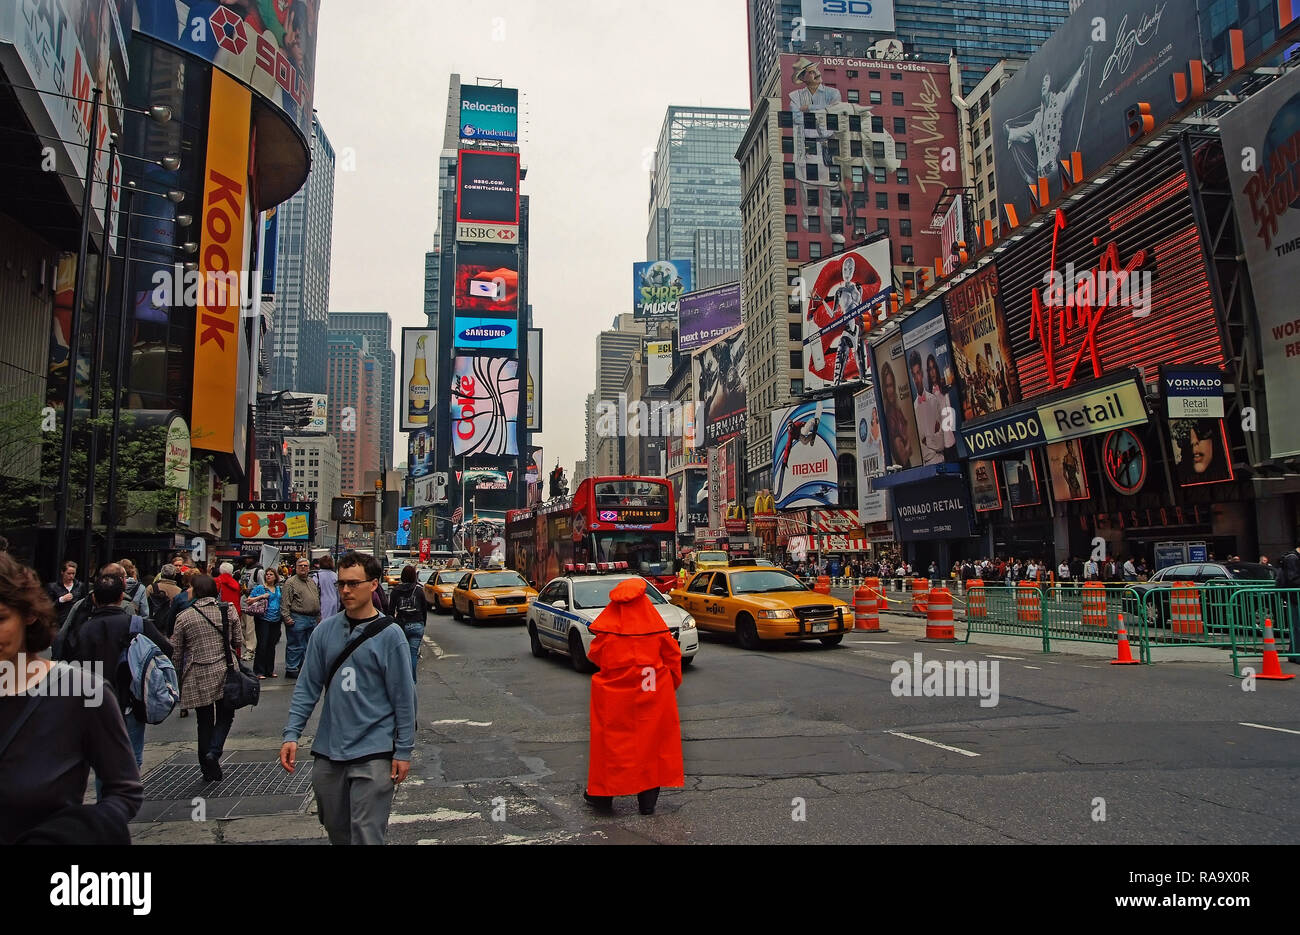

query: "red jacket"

left=214, top=573, right=242, bottom=609
left=586, top=578, right=684, bottom=797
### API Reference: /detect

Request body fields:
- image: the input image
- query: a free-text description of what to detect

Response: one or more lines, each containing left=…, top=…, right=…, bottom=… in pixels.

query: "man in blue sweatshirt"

left=279, top=551, right=415, bottom=845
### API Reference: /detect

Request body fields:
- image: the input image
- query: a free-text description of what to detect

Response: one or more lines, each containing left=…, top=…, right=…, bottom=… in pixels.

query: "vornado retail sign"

left=959, top=410, right=1044, bottom=458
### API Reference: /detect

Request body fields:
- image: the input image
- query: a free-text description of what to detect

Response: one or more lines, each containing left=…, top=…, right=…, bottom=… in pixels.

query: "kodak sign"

left=192, top=72, right=251, bottom=455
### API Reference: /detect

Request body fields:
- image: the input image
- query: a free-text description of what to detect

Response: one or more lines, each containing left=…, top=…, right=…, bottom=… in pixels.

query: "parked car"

left=527, top=573, right=698, bottom=673
left=669, top=567, right=852, bottom=650
left=1125, top=562, right=1276, bottom=627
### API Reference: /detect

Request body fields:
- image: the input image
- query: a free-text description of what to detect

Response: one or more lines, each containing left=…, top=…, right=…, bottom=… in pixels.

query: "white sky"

left=313, top=0, right=751, bottom=477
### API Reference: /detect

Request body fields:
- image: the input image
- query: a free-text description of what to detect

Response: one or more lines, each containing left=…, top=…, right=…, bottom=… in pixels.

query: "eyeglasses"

left=336, top=578, right=376, bottom=590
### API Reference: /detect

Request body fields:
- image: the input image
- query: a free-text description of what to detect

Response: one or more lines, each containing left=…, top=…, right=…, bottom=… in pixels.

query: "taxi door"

left=701, top=572, right=733, bottom=631
left=677, top=572, right=717, bottom=630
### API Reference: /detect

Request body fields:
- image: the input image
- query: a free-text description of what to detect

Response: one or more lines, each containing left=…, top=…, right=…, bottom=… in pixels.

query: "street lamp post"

left=54, top=87, right=101, bottom=579
left=102, top=185, right=135, bottom=564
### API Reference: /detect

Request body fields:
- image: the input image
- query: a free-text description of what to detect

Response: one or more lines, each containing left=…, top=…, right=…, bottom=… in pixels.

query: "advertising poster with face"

left=801, top=240, right=892, bottom=391
left=1002, top=450, right=1042, bottom=508
left=854, top=387, right=889, bottom=524
left=942, top=263, right=1021, bottom=420
left=1046, top=439, right=1090, bottom=501
left=900, top=299, right=962, bottom=464
left=870, top=331, right=922, bottom=470
left=693, top=328, right=747, bottom=446
left=1169, top=419, right=1234, bottom=487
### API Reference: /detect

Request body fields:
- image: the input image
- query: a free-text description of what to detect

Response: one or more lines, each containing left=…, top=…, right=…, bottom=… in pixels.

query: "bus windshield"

left=593, top=480, right=670, bottom=508
left=592, top=531, right=674, bottom=577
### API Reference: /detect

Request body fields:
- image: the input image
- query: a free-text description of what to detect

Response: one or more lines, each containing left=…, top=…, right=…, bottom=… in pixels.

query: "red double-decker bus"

left=505, top=476, right=677, bottom=591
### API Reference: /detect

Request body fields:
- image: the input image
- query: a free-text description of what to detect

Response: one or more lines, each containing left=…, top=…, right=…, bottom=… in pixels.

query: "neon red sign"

left=1028, top=209, right=1148, bottom=389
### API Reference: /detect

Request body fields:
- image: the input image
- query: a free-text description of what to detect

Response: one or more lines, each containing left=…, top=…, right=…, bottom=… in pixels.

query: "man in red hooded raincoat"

left=584, top=577, right=684, bottom=815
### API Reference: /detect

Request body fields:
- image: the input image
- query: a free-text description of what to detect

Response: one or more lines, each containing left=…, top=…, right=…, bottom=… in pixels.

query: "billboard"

left=459, top=85, right=519, bottom=143
left=771, top=400, right=839, bottom=510
left=800, top=0, right=895, bottom=31
left=192, top=71, right=251, bottom=456
left=225, top=501, right=315, bottom=543
left=647, top=340, right=673, bottom=387
left=900, top=299, right=962, bottom=464
left=678, top=283, right=742, bottom=351
left=1002, top=451, right=1042, bottom=509
left=634, top=260, right=693, bottom=321
left=1221, top=66, right=1300, bottom=458
left=942, top=263, right=1021, bottom=420
left=456, top=150, right=520, bottom=225
left=706, top=446, right=724, bottom=529
left=413, top=472, right=450, bottom=508
left=408, top=428, right=434, bottom=479
left=854, top=387, right=889, bottom=525
left=457, top=467, right=514, bottom=491
left=991, top=0, right=1202, bottom=227
left=1169, top=418, right=1234, bottom=487
left=453, top=315, right=519, bottom=352
left=454, top=243, right=519, bottom=313
left=869, top=330, right=922, bottom=470
left=1046, top=440, right=1090, bottom=502
left=801, top=240, right=892, bottom=392
left=938, top=195, right=965, bottom=275
left=396, top=507, right=413, bottom=547
left=284, top=393, right=327, bottom=435
left=680, top=469, right=708, bottom=533
left=968, top=460, right=1002, bottom=512
left=400, top=329, right=437, bottom=431
left=527, top=329, right=543, bottom=431
left=450, top=356, right=520, bottom=456
left=134, top=0, right=320, bottom=140
left=693, top=327, right=747, bottom=446
left=995, top=141, right=1223, bottom=398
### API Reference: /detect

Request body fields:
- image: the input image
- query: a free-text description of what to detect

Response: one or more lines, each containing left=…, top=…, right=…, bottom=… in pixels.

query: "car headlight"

left=477, top=598, right=496, bottom=606
left=757, top=609, right=795, bottom=620
left=680, top=615, right=696, bottom=630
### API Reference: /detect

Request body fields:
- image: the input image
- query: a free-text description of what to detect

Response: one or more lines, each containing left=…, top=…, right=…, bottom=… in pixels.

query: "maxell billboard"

left=1220, top=65, right=1300, bottom=458
left=991, top=0, right=1203, bottom=227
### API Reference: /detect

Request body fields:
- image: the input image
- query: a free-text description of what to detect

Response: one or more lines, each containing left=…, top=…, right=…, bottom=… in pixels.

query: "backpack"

left=146, top=582, right=171, bottom=622
left=119, top=616, right=180, bottom=725
left=393, top=586, right=421, bottom=622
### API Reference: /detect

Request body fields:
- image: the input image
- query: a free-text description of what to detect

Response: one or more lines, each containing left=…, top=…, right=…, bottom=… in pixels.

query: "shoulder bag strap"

left=195, top=602, right=235, bottom=670
left=0, top=692, right=41, bottom=760
left=323, top=617, right=394, bottom=695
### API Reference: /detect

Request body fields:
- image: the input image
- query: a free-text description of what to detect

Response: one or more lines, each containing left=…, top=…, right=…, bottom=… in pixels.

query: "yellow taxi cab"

left=690, top=550, right=730, bottom=572
left=424, top=568, right=466, bottom=613
left=669, top=564, right=851, bottom=650
left=451, top=568, right=538, bottom=624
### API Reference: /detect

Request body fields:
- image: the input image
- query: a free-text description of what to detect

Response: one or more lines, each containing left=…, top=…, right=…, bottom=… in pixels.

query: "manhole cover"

left=135, top=750, right=316, bottom=822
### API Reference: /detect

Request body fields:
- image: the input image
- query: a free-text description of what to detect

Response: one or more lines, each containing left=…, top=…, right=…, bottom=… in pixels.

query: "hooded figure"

left=584, top=577, right=684, bottom=815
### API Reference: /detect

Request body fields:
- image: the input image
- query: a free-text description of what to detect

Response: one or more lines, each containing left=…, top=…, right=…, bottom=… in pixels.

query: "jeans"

left=195, top=700, right=235, bottom=765
left=311, top=756, right=396, bottom=845
left=402, top=622, right=425, bottom=681
left=285, top=613, right=318, bottom=675
left=253, top=616, right=282, bottom=676
left=95, top=711, right=145, bottom=802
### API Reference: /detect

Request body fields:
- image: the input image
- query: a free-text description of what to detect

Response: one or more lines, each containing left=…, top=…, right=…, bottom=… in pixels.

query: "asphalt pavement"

left=130, top=597, right=1300, bottom=845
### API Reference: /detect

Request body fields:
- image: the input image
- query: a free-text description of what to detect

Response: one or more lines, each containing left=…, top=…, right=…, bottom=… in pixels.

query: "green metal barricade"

left=1229, top=588, right=1300, bottom=677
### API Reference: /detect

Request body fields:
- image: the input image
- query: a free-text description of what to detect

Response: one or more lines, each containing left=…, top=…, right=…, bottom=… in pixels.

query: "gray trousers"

left=311, top=756, right=396, bottom=845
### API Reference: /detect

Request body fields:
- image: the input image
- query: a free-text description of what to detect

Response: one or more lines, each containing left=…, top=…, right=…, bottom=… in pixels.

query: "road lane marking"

left=984, top=654, right=1023, bottom=660
left=1240, top=722, right=1300, bottom=736
left=1022, top=665, right=1042, bottom=669
left=885, top=730, right=979, bottom=757
left=422, top=637, right=459, bottom=659
left=849, top=641, right=901, bottom=645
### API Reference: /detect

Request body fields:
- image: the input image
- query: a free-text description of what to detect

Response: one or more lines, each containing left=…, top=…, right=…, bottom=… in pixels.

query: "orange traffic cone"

left=1110, top=614, right=1141, bottom=665
left=1256, top=618, right=1295, bottom=681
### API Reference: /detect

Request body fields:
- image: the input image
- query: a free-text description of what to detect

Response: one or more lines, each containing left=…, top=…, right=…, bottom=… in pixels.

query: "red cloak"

left=586, top=577, right=684, bottom=796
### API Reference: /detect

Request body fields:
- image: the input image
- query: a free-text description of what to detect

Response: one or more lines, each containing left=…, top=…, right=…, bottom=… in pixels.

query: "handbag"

left=243, top=589, right=269, bottom=617
left=213, top=603, right=260, bottom=709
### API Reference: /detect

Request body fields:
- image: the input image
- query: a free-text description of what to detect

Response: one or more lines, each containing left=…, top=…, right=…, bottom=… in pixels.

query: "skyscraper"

left=745, top=0, right=1068, bottom=97
left=326, top=334, right=380, bottom=495
left=645, top=106, right=749, bottom=288
left=272, top=113, right=336, bottom=394
left=329, top=311, right=395, bottom=470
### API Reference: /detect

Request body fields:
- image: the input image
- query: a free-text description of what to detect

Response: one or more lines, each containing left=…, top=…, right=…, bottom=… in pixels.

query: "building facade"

left=646, top=106, right=749, bottom=287
left=329, top=311, right=395, bottom=470
left=272, top=114, right=336, bottom=395
left=961, top=60, right=1020, bottom=237
left=286, top=434, right=342, bottom=508
left=326, top=335, right=380, bottom=496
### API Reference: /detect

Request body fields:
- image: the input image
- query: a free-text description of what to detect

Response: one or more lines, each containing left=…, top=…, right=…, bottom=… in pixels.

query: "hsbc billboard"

left=456, top=221, right=520, bottom=244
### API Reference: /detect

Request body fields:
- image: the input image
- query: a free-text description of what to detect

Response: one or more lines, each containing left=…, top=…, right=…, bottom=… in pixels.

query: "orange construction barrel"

left=967, top=579, right=986, bottom=618
left=1170, top=581, right=1204, bottom=635
left=853, top=580, right=888, bottom=632
left=911, top=577, right=930, bottom=613
left=920, top=586, right=957, bottom=641
left=1081, top=581, right=1107, bottom=627
left=1016, top=580, right=1042, bottom=623
left=815, top=575, right=831, bottom=595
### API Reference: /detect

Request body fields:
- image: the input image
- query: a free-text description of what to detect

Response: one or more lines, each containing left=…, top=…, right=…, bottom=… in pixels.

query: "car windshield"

left=473, top=572, right=528, bottom=589
left=730, top=570, right=808, bottom=594
left=437, top=571, right=463, bottom=584
left=697, top=552, right=727, bottom=563
left=572, top=578, right=666, bottom=609
left=417, top=569, right=435, bottom=583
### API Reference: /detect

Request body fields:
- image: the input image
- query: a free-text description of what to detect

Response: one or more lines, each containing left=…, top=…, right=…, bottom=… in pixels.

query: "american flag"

left=452, top=506, right=463, bottom=523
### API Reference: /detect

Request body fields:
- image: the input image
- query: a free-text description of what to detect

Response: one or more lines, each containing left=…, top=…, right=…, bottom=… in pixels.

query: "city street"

left=129, top=606, right=1300, bottom=845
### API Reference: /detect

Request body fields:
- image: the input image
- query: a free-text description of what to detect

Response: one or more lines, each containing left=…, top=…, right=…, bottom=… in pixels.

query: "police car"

left=527, top=562, right=700, bottom=673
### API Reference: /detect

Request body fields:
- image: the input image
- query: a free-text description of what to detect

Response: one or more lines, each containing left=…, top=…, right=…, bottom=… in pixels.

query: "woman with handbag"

left=247, top=569, right=284, bottom=679
left=171, top=575, right=243, bottom=782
